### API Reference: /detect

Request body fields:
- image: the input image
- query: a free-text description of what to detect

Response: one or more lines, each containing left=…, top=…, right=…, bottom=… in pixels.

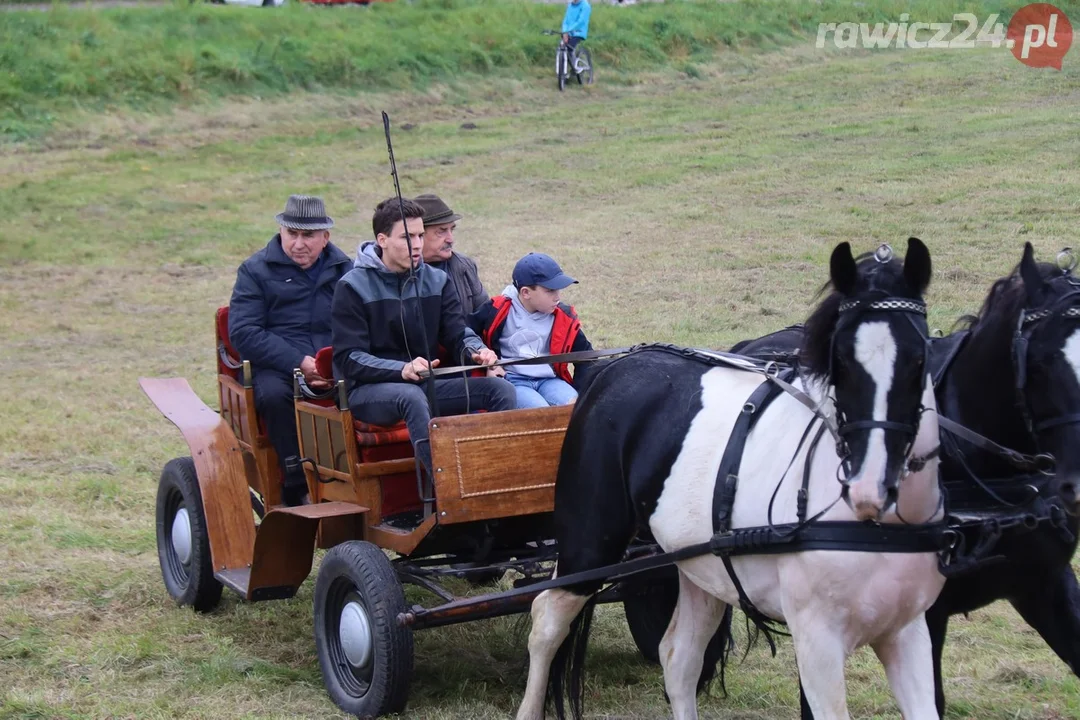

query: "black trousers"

left=253, top=370, right=304, bottom=490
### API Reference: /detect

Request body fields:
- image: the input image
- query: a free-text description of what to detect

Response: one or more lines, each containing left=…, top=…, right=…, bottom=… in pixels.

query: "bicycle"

left=542, top=29, right=593, bottom=91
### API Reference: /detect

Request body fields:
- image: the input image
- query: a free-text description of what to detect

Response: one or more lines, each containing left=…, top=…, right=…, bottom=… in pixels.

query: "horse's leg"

left=516, top=588, right=590, bottom=720
left=1009, top=564, right=1080, bottom=676
left=924, top=602, right=949, bottom=719
left=871, top=614, right=938, bottom=720
left=790, top=614, right=850, bottom=720
left=658, top=570, right=727, bottom=720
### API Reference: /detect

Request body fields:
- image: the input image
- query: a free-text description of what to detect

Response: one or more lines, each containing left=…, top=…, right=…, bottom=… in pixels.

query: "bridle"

left=1012, top=282, right=1080, bottom=443
left=828, top=293, right=935, bottom=507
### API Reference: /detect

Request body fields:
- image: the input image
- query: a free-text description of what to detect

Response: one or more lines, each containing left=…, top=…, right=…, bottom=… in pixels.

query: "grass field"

left=0, top=0, right=1032, bottom=139
left=3, top=0, right=1080, bottom=717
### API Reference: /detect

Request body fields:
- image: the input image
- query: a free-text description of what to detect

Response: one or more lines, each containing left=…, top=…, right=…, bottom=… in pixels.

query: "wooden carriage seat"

left=215, top=306, right=242, bottom=379
left=215, top=306, right=281, bottom=507
left=312, top=347, right=420, bottom=517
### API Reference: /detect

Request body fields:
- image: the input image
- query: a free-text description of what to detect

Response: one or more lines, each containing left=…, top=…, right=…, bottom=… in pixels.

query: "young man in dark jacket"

left=229, top=195, right=353, bottom=506
left=332, top=198, right=515, bottom=482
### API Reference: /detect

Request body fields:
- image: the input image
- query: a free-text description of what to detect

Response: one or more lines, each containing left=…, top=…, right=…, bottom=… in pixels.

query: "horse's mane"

left=799, top=253, right=916, bottom=381
left=957, top=261, right=1065, bottom=334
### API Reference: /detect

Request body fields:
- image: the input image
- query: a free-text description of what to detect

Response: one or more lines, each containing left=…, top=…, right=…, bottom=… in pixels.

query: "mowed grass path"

left=2, top=39, right=1080, bottom=719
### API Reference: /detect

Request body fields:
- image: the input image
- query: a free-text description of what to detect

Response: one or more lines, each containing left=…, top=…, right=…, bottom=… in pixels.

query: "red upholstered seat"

left=216, top=306, right=243, bottom=378
left=314, top=346, right=334, bottom=381
left=312, top=346, right=412, bottom=447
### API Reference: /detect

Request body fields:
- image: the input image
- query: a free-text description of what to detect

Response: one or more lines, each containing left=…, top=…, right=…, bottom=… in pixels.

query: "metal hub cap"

left=171, top=507, right=193, bottom=566
left=339, top=601, right=373, bottom=669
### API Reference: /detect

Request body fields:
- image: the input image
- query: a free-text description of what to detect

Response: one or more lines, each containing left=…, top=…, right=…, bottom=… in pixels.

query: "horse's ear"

left=903, top=237, right=932, bottom=295
left=830, top=242, right=858, bottom=296
left=1019, top=242, right=1046, bottom=302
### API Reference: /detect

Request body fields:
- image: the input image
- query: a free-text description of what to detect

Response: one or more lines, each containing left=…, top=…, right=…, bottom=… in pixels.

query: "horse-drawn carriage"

left=141, top=239, right=1080, bottom=719
left=142, top=305, right=684, bottom=717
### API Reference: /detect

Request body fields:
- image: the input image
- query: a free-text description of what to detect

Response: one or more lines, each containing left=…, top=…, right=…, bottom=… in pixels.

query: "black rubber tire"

left=155, top=457, right=223, bottom=613
left=574, top=47, right=593, bottom=85
left=623, top=573, right=729, bottom=666
left=556, top=49, right=567, bottom=91
left=314, top=541, right=414, bottom=718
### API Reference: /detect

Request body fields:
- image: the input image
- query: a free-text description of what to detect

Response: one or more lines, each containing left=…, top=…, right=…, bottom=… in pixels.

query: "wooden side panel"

left=140, top=377, right=256, bottom=573
left=219, top=374, right=281, bottom=508
left=247, top=502, right=368, bottom=598
left=429, top=405, right=572, bottom=524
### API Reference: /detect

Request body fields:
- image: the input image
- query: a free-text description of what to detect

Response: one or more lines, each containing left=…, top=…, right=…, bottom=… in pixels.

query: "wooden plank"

left=139, top=377, right=256, bottom=574
left=354, top=457, right=417, bottom=478
left=366, top=513, right=438, bottom=555
left=247, top=502, right=369, bottom=600
left=428, top=405, right=571, bottom=524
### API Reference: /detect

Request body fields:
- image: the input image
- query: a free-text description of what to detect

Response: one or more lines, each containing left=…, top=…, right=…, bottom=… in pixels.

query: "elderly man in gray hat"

left=229, top=195, right=353, bottom=506
left=414, top=193, right=490, bottom=316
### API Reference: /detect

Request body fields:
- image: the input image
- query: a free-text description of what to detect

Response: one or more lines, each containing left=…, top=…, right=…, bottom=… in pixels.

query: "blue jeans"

left=506, top=373, right=578, bottom=409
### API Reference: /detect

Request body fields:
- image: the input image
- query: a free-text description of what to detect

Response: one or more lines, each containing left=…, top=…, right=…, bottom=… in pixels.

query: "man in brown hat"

left=229, top=195, right=353, bottom=506
left=414, top=193, right=490, bottom=316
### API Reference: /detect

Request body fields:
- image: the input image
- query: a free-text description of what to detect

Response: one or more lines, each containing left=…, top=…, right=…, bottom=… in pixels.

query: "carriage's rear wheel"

left=155, top=457, right=223, bottom=612
left=622, top=573, right=729, bottom=666
left=314, top=541, right=414, bottom=717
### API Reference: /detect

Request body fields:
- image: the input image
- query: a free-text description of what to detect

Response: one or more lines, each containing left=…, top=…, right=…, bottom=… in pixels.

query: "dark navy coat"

left=228, top=235, right=352, bottom=377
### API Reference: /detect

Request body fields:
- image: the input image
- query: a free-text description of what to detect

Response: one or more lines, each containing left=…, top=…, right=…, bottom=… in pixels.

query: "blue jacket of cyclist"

left=561, top=0, right=591, bottom=49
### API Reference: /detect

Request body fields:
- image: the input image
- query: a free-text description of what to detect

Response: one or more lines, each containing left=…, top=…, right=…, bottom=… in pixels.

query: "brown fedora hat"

left=414, top=193, right=462, bottom=226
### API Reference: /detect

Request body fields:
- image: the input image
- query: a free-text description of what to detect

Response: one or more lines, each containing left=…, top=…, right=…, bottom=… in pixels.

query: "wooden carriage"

left=140, top=308, right=658, bottom=718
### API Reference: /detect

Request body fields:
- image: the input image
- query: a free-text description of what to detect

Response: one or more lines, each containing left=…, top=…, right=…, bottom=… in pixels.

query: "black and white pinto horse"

left=516, top=239, right=945, bottom=720
left=734, top=242, right=1080, bottom=718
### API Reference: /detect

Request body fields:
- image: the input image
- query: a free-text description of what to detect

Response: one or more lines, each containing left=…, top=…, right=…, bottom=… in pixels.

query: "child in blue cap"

left=469, top=253, right=593, bottom=408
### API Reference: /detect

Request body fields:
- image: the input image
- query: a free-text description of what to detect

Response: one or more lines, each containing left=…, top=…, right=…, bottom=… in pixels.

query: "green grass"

left=3, top=0, right=1080, bottom=716
left=0, top=0, right=1038, bottom=138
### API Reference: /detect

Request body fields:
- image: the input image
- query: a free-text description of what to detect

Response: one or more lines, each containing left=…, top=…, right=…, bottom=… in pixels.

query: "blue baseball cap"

left=512, top=253, right=578, bottom=290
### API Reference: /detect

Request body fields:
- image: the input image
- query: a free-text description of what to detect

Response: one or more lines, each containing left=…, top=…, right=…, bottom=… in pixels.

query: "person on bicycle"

left=561, top=0, right=591, bottom=73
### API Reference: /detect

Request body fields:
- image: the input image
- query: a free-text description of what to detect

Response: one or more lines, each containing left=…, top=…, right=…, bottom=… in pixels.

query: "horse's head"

left=1006, top=243, right=1080, bottom=512
left=801, top=238, right=934, bottom=521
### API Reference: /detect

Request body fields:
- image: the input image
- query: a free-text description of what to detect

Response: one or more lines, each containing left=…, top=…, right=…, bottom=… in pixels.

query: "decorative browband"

left=838, top=298, right=928, bottom=315
left=1021, top=306, right=1080, bottom=326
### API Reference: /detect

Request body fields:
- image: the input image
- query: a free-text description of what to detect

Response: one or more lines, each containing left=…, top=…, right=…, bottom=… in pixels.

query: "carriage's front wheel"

left=314, top=541, right=414, bottom=718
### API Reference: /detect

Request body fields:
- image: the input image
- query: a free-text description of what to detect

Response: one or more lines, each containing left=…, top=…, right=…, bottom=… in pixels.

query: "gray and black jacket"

left=332, top=242, right=486, bottom=391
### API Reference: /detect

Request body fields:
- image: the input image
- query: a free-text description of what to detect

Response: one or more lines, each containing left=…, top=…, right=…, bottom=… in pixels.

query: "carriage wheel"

left=155, top=457, right=223, bottom=613
left=622, top=573, right=729, bottom=666
left=314, top=541, right=414, bottom=717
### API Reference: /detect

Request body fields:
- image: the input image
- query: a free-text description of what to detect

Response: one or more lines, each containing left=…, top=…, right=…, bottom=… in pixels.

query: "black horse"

left=733, top=242, right=1080, bottom=718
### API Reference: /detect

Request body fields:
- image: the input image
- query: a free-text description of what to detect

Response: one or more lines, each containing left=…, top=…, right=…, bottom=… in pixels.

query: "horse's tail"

left=547, top=593, right=600, bottom=720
